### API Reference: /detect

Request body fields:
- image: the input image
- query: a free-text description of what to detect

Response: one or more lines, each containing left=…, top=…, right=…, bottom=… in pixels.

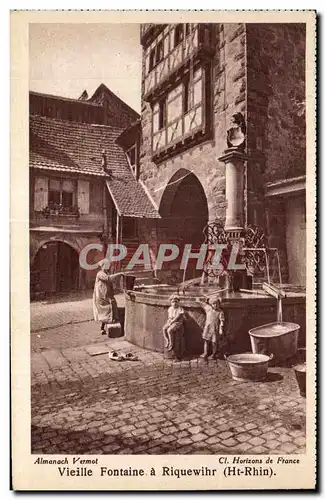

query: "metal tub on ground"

left=124, top=288, right=306, bottom=356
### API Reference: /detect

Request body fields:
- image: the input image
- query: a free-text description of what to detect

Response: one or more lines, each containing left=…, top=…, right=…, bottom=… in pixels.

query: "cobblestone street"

left=31, top=296, right=306, bottom=456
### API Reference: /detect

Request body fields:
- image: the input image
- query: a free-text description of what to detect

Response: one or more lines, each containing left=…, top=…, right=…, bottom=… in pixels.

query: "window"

left=183, top=79, right=190, bottom=114
left=61, top=180, right=75, bottom=207
left=174, top=24, right=184, bottom=47
left=127, top=146, right=136, bottom=167
left=126, top=145, right=138, bottom=176
left=48, top=179, right=75, bottom=208
left=149, top=48, right=156, bottom=72
left=148, top=41, right=165, bottom=73
left=49, top=179, right=61, bottom=205
left=152, top=65, right=207, bottom=156
left=34, top=177, right=90, bottom=215
left=159, top=101, right=166, bottom=130
left=156, top=40, right=164, bottom=65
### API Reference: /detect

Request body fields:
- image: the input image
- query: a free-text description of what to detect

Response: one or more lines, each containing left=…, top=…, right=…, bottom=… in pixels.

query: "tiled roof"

left=88, top=83, right=140, bottom=119
left=30, top=115, right=160, bottom=218
left=30, top=90, right=102, bottom=107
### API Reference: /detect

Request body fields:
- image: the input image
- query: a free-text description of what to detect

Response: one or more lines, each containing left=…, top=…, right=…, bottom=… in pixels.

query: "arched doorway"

left=159, top=169, right=208, bottom=280
left=31, top=241, right=79, bottom=295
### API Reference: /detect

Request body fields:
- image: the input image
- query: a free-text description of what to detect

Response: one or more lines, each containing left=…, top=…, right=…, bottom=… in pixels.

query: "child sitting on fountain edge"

left=163, top=295, right=185, bottom=352
left=196, top=295, right=225, bottom=360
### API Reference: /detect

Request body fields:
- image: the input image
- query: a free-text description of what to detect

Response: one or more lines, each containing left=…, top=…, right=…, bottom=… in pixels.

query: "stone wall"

left=246, top=24, right=306, bottom=206
left=246, top=23, right=306, bottom=280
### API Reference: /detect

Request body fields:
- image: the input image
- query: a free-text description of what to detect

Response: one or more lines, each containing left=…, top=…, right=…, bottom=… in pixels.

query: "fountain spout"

left=262, top=282, right=286, bottom=323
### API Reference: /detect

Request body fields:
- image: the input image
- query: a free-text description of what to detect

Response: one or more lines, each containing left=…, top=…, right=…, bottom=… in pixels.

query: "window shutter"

left=77, top=180, right=90, bottom=214
left=34, top=176, right=48, bottom=211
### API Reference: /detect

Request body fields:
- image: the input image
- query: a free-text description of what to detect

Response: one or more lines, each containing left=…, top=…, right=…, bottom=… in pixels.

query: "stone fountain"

left=124, top=114, right=306, bottom=359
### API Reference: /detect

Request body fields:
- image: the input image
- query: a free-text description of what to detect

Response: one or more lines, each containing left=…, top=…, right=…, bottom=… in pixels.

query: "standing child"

left=163, top=295, right=185, bottom=352
left=196, top=296, right=225, bottom=360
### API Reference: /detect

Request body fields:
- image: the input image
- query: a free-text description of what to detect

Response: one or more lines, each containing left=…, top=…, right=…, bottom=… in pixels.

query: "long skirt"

left=93, top=282, right=119, bottom=324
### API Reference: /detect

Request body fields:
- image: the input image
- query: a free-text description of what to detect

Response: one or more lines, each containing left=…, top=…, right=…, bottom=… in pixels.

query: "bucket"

left=224, top=352, right=273, bottom=382
left=249, top=322, right=299, bottom=364
left=122, top=274, right=136, bottom=291
left=293, top=364, right=306, bottom=397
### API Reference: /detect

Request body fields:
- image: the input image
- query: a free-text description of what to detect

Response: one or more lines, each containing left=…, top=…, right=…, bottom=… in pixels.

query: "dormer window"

left=126, top=144, right=139, bottom=178
left=126, top=146, right=136, bottom=168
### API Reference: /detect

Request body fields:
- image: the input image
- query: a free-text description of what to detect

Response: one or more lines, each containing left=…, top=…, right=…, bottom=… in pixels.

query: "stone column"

left=218, top=147, right=249, bottom=291
left=218, top=147, right=248, bottom=233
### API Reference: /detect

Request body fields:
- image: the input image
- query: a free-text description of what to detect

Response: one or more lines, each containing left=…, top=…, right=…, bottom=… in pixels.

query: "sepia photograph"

left=11, top=10, right=316, bottom=491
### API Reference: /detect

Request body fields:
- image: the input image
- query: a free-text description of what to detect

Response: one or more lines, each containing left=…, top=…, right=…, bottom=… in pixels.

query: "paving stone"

left=178, top=422, right=192, bottom=430
left=102, top=443, right=121, bottom=453
left=176, top=445, right=195, bottom=454
left=264, top=440, right=281, bottom=450
left=191, top=432, right=208, bottom=443
left=204, top=427, right=219, bottom=437
left=278, top=442, right=298, bottom=453
left=188, top=425, right=202, bottom=435
left=176, top=438, right=193, bottom=447
left=160, top=435, right=175, bottom=444
left=262, top=432, right=278, bottom=441
left=249, top=436, right=266, bottom=446
left=236, top=433, right=252, bottom=443
left=249, top=429, right=263, bottom=437
left=120, top=425, right=136, bottom=433
left=250, top=445, right=269, bottom=453
left=161, top=426, right=178, bottom=435
left=221, top=438, right=238, bottom=447
left=233, top=442, right=252, bottom=452
left=41, top=350, right=68, bottom=369
left=205, top=435, right=220, bottom=445
left=31, top=298, right=307, bottom=456
left=245, top=422, right=257, bottom=431
left=276, top=433, right=292, bottom=443
left=294, top=436, right=306, bottom=446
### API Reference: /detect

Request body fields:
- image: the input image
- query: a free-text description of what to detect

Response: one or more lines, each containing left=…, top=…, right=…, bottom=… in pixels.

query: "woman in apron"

left=93, top=261, right=122, bottom=335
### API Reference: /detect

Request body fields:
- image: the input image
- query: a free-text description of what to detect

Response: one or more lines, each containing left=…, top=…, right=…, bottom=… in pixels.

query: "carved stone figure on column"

left=226, top=112, right=246, bottom=150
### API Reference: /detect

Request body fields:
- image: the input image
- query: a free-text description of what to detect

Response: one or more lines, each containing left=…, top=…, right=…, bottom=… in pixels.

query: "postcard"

left=11, top=9, right=316, bottom=491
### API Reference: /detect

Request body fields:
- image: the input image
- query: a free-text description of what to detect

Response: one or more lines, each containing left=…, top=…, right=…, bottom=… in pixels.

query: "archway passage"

left=159, top=169, right=209, bottom=280
left=31, top=241, right=79, bottom=295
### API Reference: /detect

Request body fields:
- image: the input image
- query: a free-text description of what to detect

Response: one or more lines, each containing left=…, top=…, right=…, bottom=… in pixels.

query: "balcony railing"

left=143, top=25, right=214, bottom=101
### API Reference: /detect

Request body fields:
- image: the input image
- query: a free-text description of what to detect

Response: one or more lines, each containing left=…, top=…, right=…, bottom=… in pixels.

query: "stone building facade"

left=137, top=23, right=306, bottom=285
left=30, top=85, right=159, bottom=297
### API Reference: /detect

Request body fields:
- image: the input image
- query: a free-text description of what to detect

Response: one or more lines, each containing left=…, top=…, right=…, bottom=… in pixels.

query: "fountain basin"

left=124, top=288, right=305, bottom=356
left=249, top=321, right=300, bottom=363
left=225, top=352, right=273, bottom=382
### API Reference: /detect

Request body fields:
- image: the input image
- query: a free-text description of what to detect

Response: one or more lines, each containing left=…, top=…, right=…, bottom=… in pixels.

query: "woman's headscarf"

left=97, top=259, right=111, bottom=271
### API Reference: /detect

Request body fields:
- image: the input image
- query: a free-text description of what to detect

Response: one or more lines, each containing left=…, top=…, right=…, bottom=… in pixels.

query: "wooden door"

left=56, top=242, right=79, bottom=293
left=285, top=194, right=306, bottom=286
left=36, top=242, right=58, bottom=293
